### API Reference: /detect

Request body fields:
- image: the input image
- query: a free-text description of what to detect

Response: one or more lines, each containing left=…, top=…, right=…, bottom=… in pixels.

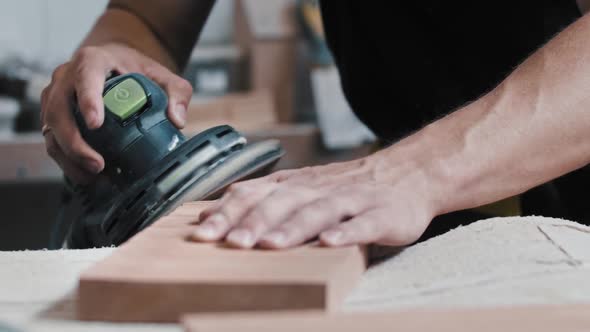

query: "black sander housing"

left=61, top=73, right=283, bottom=248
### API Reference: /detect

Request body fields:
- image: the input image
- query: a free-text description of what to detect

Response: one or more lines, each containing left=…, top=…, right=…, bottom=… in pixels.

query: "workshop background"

left=0, top=0, right=375, bottom=250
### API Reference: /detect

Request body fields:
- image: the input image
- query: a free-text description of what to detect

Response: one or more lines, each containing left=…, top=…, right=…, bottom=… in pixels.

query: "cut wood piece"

left=183, top=305, right=590, bottom=332
left=78, top=201, right=366, bottom=322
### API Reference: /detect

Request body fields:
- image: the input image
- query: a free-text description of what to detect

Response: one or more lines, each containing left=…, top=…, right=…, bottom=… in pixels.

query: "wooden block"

left=183, top=305, right=590, bottom=332
left=78, top=202, right=366, bottom=322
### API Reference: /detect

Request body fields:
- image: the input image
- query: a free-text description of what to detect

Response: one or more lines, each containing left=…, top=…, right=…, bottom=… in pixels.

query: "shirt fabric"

left=319, top=1, right=590, bottom=229
left=320, top=1, right=581, bottom=142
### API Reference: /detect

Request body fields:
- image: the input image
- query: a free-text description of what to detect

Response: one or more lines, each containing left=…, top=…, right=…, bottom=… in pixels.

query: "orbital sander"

left=56, top=73, right=283, bottom=249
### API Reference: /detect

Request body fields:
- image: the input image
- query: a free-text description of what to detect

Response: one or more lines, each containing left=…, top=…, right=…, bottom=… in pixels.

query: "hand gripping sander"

left=60, top=73, right=283, bottom=248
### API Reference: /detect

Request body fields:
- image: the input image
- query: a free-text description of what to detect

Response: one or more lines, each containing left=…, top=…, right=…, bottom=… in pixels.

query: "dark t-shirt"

left=320, top=1, right=581, bottom=143
left=320, top=1, right=590, bottom=227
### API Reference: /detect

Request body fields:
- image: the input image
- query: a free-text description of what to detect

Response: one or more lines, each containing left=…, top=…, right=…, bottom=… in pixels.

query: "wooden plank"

left=183, top=305, right=590, bottom=332
left=77, top=201, right=366, bottom=322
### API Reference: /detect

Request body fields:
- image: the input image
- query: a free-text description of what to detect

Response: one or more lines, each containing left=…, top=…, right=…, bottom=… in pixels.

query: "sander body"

left=60, top=73, right=283, bottom=248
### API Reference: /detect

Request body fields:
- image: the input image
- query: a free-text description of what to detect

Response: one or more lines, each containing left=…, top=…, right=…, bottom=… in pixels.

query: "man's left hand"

left=190, top=153, right=436, bottom=249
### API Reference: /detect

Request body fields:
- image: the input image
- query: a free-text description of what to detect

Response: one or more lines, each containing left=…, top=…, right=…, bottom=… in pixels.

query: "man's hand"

left=41, top=43, right=192, bottom=184
left=191, top=154, right=435, bottom=249
left=196, top=9, right=590, bottom=250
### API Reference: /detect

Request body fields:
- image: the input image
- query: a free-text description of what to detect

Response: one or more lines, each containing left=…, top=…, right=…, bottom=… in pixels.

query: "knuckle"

left=248, top=204, right=274, bottom=224
left=75, top=46, right=98, bottom=60
left=43, top=107, right=58, bottom=125
left=174, top=78, right=193, bottom=95
left=317, top=197, right=338, bottom=210
left=58, top=133, right=85, bottom=161
left=364, top=220, right=381, bottom=237
left=45, top=140, right=59, bottom=158
left=41, top=86, right=49, bottom=102
left=295, top=208, right=316, bottom=223
left=74, top=61, right=91, bottom=78
left=140, top=63, right=162, bottom=78
left=270, top=186, right=291, bottom=197
left=40, top=86, right=51, bottom=110
left=398, top=224, right=418, bottom=244
left=227, top=183, right=247, bottom=195
left=74, top=47, right=107, bottom=70
left=62, top=145, right=83, bottom=162
left=267, top=187, right=299, bottom=203
left=227, top=182, right=262, bottom=199
left=272, top=170, right=294, bottom=182
left=381, top=221, right=410, bottom=245
left=296, top=166, right=313, bottom=176
left=287, top=166, right=317, bottom=182
left=77, top=94, right=96, bottom=112
left=51, top=63, right=69, bottom=82
left=342, top=222, right=371, bottom=243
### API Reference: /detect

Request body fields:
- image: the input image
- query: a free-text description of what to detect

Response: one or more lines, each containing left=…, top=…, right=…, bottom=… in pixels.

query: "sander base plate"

left=65, top=126, right=283, bottom=249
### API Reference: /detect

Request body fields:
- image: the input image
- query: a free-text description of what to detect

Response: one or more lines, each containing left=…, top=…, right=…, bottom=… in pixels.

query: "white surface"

left=0, top=248, right=179, bottom=331
left=0, top=1, right=108, bottom=67
left=0, top=0, right=234, bottom=67
left=345, top=217, right=590, bottom=311
left=2, top=216, right=590, bottom=330
left=242, top=0, right=296, bottom=39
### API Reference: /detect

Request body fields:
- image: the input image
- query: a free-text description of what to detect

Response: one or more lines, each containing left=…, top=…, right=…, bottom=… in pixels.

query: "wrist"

left=369, top=133, right=449, bottom=219
left=372, top=97, right=500, bottom=217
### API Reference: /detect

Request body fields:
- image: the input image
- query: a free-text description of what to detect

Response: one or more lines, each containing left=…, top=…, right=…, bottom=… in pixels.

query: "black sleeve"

left=108, top=0, right=216, bottom=70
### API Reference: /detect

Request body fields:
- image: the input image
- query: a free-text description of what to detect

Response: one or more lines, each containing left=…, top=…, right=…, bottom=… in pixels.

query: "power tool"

left=56, top=73, right=283, bottom=249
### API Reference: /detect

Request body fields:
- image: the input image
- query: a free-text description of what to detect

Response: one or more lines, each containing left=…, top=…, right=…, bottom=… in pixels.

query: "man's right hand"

left=41, top=43, right=193, bottom=184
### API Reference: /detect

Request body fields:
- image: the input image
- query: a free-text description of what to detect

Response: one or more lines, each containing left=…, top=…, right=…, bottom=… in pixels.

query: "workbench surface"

left=2, top=216, right=590, bottom=331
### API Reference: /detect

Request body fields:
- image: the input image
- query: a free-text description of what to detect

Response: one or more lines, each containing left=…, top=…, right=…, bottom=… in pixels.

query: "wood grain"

left=183, top=305, right=590, bottom=332
left=77, top=202, right=366, bottom=322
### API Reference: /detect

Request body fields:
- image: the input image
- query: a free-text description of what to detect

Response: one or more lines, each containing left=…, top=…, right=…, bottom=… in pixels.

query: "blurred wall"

left=0, top=0, right=234, bottom=68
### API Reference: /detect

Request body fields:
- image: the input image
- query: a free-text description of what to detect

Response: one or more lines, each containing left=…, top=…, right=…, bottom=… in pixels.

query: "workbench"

left=2, top=215, right=590, bottom=331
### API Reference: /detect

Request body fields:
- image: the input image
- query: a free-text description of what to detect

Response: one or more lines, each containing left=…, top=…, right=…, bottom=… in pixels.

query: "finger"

left=197, top=174, right=281, bottom=221
left=197, top=181, right=252, bottom=220
left=44, top=130, right=93, bottom=184
left=44, top=80, right=104, bottom=174
left=143, top=65, right=193, bottom=128
left=266, top=169, right=299, bottom=183
left=259, top=194, right=369, bottom=249
left=224, top=186, right=323, bottom=249
left=72, top=49, right=113, bottom=129
left=40, top=84, right=51, bottom=123
left=319, top=210, right=388, bottom=247
left=190, top=180, right=278, bottom=242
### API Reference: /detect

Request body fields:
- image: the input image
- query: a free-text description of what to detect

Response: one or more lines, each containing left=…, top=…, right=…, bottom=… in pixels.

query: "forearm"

left=378, top=13, right=590, bottom=215
left=80, top=0, right=215, bottom=72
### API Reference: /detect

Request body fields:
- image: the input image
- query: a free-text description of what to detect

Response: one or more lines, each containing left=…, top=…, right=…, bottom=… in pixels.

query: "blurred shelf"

left=0, top=133, right=61, bottom=182
left=0, top=125, right=372, bottom=182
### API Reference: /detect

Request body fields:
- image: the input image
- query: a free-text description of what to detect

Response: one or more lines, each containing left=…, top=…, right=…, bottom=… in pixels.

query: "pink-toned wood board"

left=183, top=305, right=590, bottom=332
left=77, top=202, right=366, bottom=322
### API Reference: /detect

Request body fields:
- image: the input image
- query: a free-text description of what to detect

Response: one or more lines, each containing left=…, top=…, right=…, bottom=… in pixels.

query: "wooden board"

left=183, top=305, right=590, bottom=332
left=77, top=202, right=366, bottom=322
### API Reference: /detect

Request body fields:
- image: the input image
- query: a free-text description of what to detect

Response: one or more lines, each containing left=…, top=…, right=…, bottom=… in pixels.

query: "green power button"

left=104, top=78, right=148, bottom=121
